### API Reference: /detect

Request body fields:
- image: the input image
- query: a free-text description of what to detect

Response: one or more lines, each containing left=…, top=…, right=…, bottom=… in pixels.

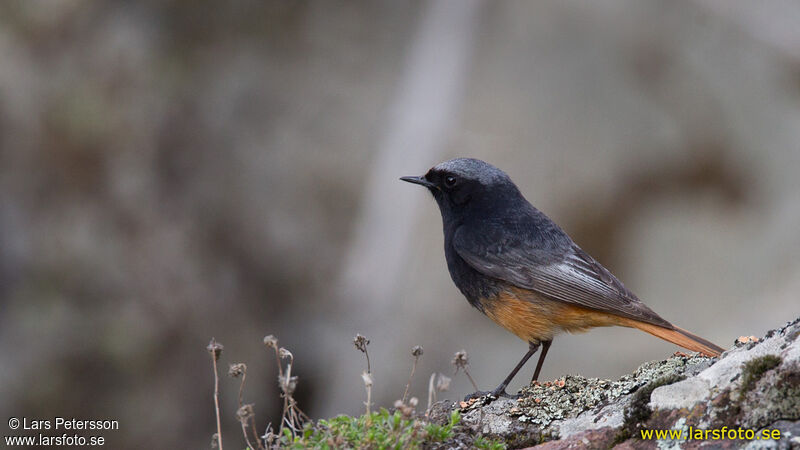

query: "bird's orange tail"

left=620, top=318, right=724, bottom=357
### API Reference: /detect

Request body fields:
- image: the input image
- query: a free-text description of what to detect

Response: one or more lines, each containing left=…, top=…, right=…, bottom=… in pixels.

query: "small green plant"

left=423, top=409, right=460, bottom=441
left=473, top=435, right=507, bottom=450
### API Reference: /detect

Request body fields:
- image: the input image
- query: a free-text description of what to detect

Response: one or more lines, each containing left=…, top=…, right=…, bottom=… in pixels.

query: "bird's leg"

left=464, top=341, right=540, bottom=401
left=530, top=339, right=552, bottom=383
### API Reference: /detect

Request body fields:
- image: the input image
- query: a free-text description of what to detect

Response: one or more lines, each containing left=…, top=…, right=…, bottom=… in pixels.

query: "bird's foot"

left=463, top=388, right=520, bottom=403
left=492, top=389, right=521, bottom=399
left=463, top=390, right=490, bottom=402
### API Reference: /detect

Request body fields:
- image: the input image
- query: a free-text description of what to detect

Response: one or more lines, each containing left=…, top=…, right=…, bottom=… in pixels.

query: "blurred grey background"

left=1, top=1, right=799, bottom=448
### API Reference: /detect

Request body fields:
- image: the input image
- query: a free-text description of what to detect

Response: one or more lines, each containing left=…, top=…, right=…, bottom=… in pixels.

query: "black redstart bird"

left=401, top=158, right=723, bottom=399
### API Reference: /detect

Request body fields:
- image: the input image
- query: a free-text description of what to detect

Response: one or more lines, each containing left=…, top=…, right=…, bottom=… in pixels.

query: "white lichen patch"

left=511, top=355, right=712, bottom=429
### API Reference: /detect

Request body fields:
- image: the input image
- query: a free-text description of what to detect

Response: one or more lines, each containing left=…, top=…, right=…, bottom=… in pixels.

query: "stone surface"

left=429, top=317, right=800, bottom=449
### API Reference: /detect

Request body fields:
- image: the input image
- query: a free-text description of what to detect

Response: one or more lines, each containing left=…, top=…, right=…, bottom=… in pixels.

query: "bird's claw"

left=493, top=390, right=521, bottom=399
left=463, top=391, right=490, bottom=402
left=463, top=389, right=520, bottom=403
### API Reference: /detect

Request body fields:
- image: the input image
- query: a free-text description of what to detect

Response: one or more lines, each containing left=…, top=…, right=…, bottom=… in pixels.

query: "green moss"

left=740, top=371, right=800, bottom=429
left=614, top=373, right=685, bottom=444
left=739, top=355, right=782, bottom=395
left=277, top=409, right=461, bottom=449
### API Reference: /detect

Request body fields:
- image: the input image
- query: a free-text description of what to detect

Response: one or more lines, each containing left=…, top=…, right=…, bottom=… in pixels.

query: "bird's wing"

left=452, top=226, right=673, bottom=328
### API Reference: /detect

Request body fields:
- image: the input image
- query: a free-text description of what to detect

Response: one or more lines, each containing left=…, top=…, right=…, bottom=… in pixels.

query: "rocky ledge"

left=429, top=317, right=800, bottom=449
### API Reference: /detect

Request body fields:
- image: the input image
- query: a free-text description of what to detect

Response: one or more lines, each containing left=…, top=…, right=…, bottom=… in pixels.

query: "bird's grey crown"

left=432, top=158, right=510, bottom=185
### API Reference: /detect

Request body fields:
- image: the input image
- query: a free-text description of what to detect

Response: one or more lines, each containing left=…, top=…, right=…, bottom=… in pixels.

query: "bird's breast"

left=443, top=237, right=502, bottom=312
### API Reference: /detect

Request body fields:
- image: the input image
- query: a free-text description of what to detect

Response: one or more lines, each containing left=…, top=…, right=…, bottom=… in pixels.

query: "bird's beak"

left=400, top=175, right=435, bottom=188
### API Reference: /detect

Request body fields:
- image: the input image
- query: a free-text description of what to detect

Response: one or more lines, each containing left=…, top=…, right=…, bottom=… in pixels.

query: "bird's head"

left=401, top=158, right=522, bottom=220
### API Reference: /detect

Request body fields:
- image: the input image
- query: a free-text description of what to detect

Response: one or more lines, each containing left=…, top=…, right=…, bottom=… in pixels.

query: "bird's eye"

left=444, top=175, right=457, bottom=187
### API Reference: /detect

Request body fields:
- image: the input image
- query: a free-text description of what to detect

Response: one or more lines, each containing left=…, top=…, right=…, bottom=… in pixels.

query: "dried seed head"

left=361, top=370, right=374, bottom=387
left=278, top=348, right=293, bottom=360
left=236, top=403, right=255, bottom=423
left=353, top=334, right=370, bottom=353
left=411, top=345, right=423, bottom=357
left=279, top=374, right=299, bottom=395
left=207, top=338, right=223, bottom=361
left=263, top=335, right=278, bottom=349
left=393, top=399, right=414, bottom=418
left=408, top=396, right=419, bottom=407
left=228, top=363, right=246, bottom=378
left=436, top=374, right=451, bottom=392
left=452, top=350, right=469, bottom=371
left=262, top=429, right=276, bottom=445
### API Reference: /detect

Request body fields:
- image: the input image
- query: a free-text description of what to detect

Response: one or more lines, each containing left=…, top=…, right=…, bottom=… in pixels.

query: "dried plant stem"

left=452, top=350, right=479, bottom=392
left=248, top=416, right=262, bottom=450
left=464, top=369, right=479, bottom=392
left=240, top=419, right=255, bottom=450
left=353, top=335, right=373, bottom=415
left=360, top=370, right=374, bottom=416
left=236, top=373, right=251, bottom=450
left=427, top=373, right=436, bottom=412
left=237, top=370, right=246, bottom=407
left=284, top=396, right=308, bottom=432
left=363, top=364, right=372, bottom=416
left=261, top=336, right=307, bottom=445
left=233, top=367, right=264, bottom=450
left=274, top=350, right=284, bottom=379
left=274, top=346, right=306, bottom=435
left=280, top=357, right=292, bottom=433
left=210, top=349, right=223, bottom=450
left=402, top=357, right=419, bottom=403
